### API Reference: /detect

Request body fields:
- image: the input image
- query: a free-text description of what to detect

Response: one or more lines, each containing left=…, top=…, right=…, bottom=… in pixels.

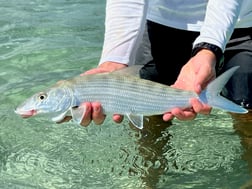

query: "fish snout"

left=14, top=108, right=37, bottom=118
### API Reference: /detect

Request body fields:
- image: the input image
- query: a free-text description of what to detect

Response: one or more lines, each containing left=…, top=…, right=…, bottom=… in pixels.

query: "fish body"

left=15, top=66, right=248, bottom=129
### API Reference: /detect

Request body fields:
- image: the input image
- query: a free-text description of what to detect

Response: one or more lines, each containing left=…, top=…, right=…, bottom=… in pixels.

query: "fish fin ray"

left=126, top=113, right=144, bottom=129
left=52, top=111, right=68, bottom=122
left=200, top=66, right=248, bottom=114
left=71, top=105, right=86, bottom=124
left=209, top=94, right=248, bottom=113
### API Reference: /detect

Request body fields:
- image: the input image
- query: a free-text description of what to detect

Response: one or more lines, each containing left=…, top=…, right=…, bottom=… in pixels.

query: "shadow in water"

left=129, top=115, right=172, bottom=188
left=232, top=111, right=252, bottom=189
left=128, top=111, right=252, bottom=189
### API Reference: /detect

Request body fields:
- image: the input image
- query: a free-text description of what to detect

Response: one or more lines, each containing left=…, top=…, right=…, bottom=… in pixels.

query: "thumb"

left=194, top=68, right=215, bottom=94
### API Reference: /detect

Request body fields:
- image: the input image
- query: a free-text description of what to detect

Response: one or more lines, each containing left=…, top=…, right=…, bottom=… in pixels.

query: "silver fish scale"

left=14, top=66, right=248, bottom=122
left=68, top=74, right=197, bottom=115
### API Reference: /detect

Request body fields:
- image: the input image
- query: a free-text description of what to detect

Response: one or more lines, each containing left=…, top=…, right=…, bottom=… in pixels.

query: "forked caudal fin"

left=199, top=66, right=248, bottom=114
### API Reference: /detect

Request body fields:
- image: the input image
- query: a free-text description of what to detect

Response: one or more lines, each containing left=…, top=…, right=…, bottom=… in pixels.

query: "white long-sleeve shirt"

left=99, top=0, right=252, bottom=66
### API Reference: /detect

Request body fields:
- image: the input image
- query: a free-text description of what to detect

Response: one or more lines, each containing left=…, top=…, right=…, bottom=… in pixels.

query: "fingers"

left=79, top=102, right=93, bottom=126
left=162, top=98, right=211, bottom=122
left=79, top=102, right=106, bottom=127
left=190, top=98, right=212, bottom=114
left=163, top=108, right=197, bottom=121
left=113, top=114, right=124, bottom=123
left=162, top=113, right=174, bottom=121
left=91, top=102, right=106, bottom=125
left=172, top=108, right=197, bottom=120
left=80, top=62, right=127, bottom=76
left=81, top=68, right=108, bottom=76
left=193, top=61, right=216, bottom=94
left=194, top=71, right=214, bottom=94
left=79, top=102, right=123, bottom=127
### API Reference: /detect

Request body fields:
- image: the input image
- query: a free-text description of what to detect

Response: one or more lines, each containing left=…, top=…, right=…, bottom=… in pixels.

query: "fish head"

left=15, top=86, right=73, bottom=121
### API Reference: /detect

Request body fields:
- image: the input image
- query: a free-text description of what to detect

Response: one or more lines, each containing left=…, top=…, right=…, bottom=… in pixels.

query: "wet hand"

left=81, top=61, right=127, bottom=75
left=163, top=98, right=212, bottom=121
left=78, top=102, right=123, bottom=127
left=165, top=49, right=216, bottom=121
left=58, top=62, right=126, bottom=126
left=78, top=62, right=126, bottom=126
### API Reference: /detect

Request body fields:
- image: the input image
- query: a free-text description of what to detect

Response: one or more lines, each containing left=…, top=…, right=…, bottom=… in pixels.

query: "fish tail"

left=199, top=66, right=248, bottom=114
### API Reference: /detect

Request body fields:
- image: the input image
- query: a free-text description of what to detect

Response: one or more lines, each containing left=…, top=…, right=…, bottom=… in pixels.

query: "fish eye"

left=38, top=93, right=47, bottom=101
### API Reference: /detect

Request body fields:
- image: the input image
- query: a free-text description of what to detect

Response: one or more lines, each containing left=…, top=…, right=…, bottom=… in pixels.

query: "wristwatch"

left=192, top=42, right=224, bottom=70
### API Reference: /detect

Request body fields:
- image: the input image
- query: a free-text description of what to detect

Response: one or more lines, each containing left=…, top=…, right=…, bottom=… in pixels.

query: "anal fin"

left=126, top=113, right=144, bottom=129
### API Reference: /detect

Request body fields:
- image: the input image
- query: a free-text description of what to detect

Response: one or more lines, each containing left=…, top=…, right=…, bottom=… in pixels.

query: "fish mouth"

left=15, top=109, right=37, bottom=118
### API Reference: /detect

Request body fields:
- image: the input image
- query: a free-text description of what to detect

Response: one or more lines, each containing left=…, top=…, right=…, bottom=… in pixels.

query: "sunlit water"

left=1, top=1, right=252, bottom=188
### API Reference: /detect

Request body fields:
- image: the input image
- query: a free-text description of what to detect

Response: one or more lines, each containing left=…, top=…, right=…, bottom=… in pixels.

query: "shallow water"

left=1, top=1, right=252, bottom=188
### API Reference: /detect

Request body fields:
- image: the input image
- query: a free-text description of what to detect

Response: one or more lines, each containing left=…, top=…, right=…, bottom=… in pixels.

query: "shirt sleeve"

left=193, top=0, right=243, bottom=51
left=99, top=0, right=147, bottom=66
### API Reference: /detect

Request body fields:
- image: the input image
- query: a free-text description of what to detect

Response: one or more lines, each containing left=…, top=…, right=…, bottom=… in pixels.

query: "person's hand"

left=79, top=61, right=126, bottom=126
left=58, top=61, right=126, bottom=126
left=81, top=61, right=127, bottom=75
left=77, top=102, right=124, bottom=127
left=163, top=49, right=217, bottom=121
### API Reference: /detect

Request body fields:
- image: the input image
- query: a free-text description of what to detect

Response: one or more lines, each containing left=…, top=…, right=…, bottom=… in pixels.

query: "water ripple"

left=5, top=148, right=48, bottom=177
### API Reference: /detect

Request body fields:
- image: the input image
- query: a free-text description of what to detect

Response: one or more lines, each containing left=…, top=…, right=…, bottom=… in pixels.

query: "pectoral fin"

left=71, top=105, right=86, bottom=124
left=52, top=112, right=68, bottom=122
left=126, top=113, right=144, bottom=129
